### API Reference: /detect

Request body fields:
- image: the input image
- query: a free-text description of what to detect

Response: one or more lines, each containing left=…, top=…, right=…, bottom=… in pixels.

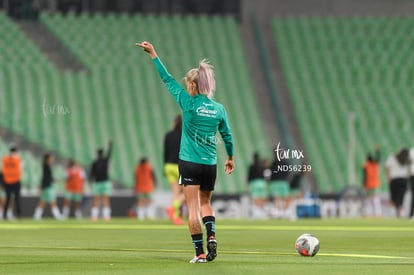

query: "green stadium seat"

left=1, top=13, right=270, bottom=193
left=273, top=16, right=414, bottom=193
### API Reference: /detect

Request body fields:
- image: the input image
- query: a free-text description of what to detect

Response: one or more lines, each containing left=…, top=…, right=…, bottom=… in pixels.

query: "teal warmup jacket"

left=153, top=57, right=234, bottom=165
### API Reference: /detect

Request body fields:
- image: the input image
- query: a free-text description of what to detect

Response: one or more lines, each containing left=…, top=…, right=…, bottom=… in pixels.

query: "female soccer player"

left=135, top=157, right=156, bottom=220
left=385, top=148, right=409, bottom=218
left=164, top=115, right=185, bottom=225
left=90, top=141, right=113, bottom=221
left=137, top=41, right=235, bottom=263
left=33, top=153, right=62, bottom=220
left=62, top=159, right=86, bottom=219
left=2, top=147, right=22, bottom=219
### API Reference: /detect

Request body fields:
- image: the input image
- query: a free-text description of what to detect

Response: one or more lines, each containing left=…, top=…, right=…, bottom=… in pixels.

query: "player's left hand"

left=224, top=159, right=234, bottom=174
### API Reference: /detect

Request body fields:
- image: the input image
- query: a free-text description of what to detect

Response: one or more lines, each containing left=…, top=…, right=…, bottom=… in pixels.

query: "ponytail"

left=197, top=59, right=216, bottom=99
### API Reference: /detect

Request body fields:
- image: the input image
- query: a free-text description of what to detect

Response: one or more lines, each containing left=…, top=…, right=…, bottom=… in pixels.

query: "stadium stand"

left=0, top=12, right=270, bottom=193
left=273, top=16, right=414, bottom=193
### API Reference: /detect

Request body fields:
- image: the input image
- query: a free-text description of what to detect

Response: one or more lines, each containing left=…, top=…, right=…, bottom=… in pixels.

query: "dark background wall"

left=4, top=0, right=414, bottom=21
left=0, top=0, right=241, bottom=19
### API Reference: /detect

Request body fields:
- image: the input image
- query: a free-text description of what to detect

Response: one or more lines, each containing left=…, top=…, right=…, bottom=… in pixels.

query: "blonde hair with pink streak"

left=185, top=59, right=216, bottom=99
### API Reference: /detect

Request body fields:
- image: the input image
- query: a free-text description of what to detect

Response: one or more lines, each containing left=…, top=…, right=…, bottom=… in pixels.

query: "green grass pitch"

left=0, top=218, right=413, bottom=274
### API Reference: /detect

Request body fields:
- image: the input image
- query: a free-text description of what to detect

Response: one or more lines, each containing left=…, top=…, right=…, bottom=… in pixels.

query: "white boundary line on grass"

left=0, top=245, right=410, bottom=260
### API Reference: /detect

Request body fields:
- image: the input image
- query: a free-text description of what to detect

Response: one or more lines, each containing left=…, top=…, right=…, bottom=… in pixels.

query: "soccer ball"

left=295, top=233, right=320, bottom=257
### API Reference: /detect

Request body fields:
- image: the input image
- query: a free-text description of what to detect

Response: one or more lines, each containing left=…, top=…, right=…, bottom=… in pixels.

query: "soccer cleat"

left=172, top=217, right=185, bottom=225
left=166, top=207, right=174, bottom=219
left=189, top=254, right=207, bottom=263
left=206, top=237, right=217, bottom=262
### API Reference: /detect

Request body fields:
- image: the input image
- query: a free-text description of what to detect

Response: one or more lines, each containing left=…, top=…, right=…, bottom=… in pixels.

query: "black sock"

left=202, top=216, right=216, bottom=240
left=191, top=233, right=204, bottom=256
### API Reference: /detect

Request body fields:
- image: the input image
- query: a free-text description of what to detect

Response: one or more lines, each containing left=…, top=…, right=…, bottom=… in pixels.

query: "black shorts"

left=389, top=178, right=407, bottom=208
left=179, top=160, right=217, bottom=191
